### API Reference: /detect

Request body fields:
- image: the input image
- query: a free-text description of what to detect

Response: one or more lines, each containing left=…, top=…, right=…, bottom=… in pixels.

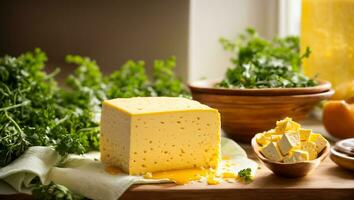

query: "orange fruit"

left=323, top=100, right=354, bottom=139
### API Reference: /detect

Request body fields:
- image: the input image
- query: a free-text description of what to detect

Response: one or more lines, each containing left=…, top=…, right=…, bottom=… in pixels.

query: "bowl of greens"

left=189, top=28, right=333, bottom=142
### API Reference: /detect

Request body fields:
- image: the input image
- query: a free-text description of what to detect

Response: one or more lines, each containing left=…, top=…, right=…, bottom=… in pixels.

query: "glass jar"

left=301, top=0, right=354, bottom=88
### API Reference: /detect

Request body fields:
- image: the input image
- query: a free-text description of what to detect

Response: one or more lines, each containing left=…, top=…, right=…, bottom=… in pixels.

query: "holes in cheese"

left=100, top=97, right=221, bottom=175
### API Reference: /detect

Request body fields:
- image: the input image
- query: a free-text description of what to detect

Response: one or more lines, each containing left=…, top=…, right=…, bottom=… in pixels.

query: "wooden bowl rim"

left=189, top=79, right=332, bottom=96
left=330, top=147, right=354, bottom=161
left=191, top=89, right=334, bottom=101
left=251, top=134, right=330, bottom=166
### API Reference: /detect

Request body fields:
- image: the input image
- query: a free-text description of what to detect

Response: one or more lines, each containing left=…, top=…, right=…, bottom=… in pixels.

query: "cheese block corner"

left=100, top=97, right=221, bottom=175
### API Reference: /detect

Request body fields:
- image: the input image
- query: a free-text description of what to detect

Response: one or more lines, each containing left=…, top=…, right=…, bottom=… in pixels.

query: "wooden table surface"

left=2, top=119, right=354, bottom=200
left=120, top=150, right=354, bottom=200
left=5, top=148, right=353, bottom=200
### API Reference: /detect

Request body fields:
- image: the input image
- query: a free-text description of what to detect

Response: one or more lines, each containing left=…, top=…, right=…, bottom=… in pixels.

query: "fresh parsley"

left=0, top=48, right=59, bottom=166
left=32, top=179, right=87, bottom=200
left=217, top=28, right=317, bottom=89
left=238, top=168, right=253, bottom=182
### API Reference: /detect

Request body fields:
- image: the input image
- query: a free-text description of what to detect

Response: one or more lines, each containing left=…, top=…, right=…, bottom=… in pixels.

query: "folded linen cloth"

left=0, top=137, right=258, bottom=200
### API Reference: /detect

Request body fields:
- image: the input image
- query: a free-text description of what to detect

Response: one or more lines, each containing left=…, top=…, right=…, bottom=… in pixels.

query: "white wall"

left=188, top=0, right=278, bottom=82
left=278, top=0, right=302, bottom=37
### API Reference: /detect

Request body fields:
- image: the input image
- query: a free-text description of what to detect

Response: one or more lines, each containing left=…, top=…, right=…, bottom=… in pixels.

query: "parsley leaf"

left=238, top=168, right=253, bottom=182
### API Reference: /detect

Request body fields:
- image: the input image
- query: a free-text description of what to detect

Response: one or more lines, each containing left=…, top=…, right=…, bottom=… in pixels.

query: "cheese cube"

left=256, top=134, right=270, bottom=146
left=264, top=129, right=278, bottom=137
left=300, top=141, right=318, bottom=160
left=275, top=117, right=301, bottom=134
left=260, top=142, right=283, bottom=162
left=292, top=150, right=309, bottom=161
left=284, top=150, right=309, bottom=163
left=309, top=133, right=328, bottom=153
left=100, top=97, right=221, bottom=175
left=271, top=135, right=282, bottom=142
left=283, top=155, right=297, bottom=163
left=277, top=131, right=300, bottom=155
left=299, top=129, right=312, bottom=141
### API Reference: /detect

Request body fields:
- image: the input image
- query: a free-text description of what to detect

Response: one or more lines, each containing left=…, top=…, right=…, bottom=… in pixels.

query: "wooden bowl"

left=330, top=139, right=354, bottom=171
left=189, top=79, right=332, bottom=96
left=251, top=135, right=330, bottom=177
left=189, top=80, right=334, bottom=142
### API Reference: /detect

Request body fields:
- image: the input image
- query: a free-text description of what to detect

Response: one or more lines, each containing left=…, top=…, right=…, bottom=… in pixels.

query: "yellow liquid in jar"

left=301, top=0, right=354, bottom=87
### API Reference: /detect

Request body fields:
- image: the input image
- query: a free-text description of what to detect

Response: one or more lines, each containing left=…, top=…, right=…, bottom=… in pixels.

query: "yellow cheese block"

left=300, top=141, right=318, bottom=160
left=309, top=133, right=328, bottom=153
left=260, top=142, right=283, bottom=162
left=275, top=117, right=301, bottom=134
left=299, top=129, right=312, bottom=141
left=278, top=131, right=300, bottom=155
left=100, top=97, right=221, bottom=175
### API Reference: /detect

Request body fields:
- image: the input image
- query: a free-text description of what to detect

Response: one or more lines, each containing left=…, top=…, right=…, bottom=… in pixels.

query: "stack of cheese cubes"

left=256, top=117, right=328, bottom=163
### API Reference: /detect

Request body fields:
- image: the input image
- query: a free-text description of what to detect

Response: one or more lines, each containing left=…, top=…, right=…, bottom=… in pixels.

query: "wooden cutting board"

left=120, top=151, right=354, bottom=200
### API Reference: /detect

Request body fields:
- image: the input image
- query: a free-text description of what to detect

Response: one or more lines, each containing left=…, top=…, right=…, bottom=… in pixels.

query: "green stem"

left=55, top=115, right=69, bottom=127
left=0, top=83, right=11, bottom=95
left=0, top=100, right=30, bottom=112
left=4, top=111, right=26, bottom=138
left=46, top=68, right=61, bottom=79
left=78, top=126, right=99, bottom=133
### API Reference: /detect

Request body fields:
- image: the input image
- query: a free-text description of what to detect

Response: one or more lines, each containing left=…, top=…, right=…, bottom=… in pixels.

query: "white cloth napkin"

left=0, top=137, right=258, bottom=200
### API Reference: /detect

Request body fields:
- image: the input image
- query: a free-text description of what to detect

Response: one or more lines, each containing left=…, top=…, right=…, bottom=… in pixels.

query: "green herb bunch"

left=0, top=49, right=59, bottom=166
left=218, top=28, right=317, bottom=88
left=54, top=55, right=105, bottom=155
